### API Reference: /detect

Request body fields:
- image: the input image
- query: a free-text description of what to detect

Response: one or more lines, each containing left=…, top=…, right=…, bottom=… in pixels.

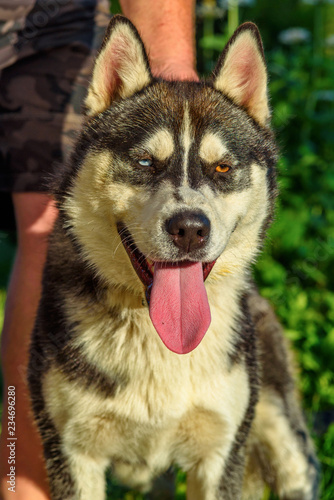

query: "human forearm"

left=119, top=0, right=198, bottom=80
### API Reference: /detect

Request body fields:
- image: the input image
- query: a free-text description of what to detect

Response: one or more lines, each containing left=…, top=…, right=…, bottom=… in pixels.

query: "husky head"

left=60, top=16, right=278, bottom=354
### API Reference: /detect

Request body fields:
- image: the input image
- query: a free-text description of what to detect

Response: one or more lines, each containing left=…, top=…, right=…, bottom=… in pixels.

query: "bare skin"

left=0, top=2, right=197, bottom=499
left=0, top=194, right=58, bottom=500
left=120, top=0, right=198, bottom=82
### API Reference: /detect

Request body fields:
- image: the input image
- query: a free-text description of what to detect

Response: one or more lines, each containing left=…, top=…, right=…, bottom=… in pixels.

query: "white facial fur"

left=65, top=98, right=270, bottom=296
left=132, top=163, right=268, bottom=269
left=124, top=114, right=269, bottom=273
left=141, top=129, right=175, bottom=161
left=199, top=132, right=230, bottom=164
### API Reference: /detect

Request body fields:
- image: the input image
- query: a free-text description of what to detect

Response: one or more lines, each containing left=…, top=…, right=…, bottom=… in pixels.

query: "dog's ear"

left=212, top=23, right=270, bottom=126
left=85, top=15, right=152, bottom=116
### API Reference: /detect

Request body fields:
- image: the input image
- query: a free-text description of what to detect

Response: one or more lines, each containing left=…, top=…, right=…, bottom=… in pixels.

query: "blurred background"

left=0, top=0, right=333, bottom=498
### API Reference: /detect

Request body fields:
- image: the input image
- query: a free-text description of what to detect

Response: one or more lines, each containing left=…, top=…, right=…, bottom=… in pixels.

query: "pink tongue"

left=149, top=262, right=211, bottom=354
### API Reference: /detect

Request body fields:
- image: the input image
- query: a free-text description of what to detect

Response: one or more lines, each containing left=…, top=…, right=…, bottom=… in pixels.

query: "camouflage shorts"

left=0, top=1, right=110, bottom=193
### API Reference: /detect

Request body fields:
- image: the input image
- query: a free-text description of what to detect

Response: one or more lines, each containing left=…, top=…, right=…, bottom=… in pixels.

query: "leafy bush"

left=255, top=41, right=334, bottom=498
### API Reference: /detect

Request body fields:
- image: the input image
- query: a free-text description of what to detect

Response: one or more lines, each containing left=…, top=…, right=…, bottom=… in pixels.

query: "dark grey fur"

left=247, top=289, right=320, bottom=498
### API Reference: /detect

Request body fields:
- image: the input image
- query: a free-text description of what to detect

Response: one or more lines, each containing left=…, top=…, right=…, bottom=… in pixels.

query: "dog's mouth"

left=117, top=223, right=216, bottom=294
left=117, top=223, right=216, bottom=355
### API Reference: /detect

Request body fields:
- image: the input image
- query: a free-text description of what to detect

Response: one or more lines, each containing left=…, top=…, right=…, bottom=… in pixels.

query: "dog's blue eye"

left=138, top=158, right=153, bottom=167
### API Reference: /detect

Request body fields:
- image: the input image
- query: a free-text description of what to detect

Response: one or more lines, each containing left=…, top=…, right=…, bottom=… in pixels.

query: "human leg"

left=0, top=193, right=58, bottom=500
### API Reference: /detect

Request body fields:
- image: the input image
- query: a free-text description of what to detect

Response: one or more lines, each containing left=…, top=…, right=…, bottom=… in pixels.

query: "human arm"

left=119, top=0, right=198, bottom=81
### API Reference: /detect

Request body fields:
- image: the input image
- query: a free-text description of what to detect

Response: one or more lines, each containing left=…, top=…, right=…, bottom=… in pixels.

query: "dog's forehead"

left=108, top=82, right=256, bottom=154
left=92, top=82, right=275, bottom=192
left=141, top=129, right=175, bottom=161
left=133, top=84, right=237, bottom=161
left=198, top=132, right=230, bottom=164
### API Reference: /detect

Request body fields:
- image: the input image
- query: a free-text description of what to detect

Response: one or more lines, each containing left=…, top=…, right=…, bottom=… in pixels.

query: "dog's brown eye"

left=216, top=164, right=230, bottom=173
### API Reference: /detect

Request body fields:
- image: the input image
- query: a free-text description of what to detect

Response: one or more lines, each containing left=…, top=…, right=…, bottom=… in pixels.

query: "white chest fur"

left=42, top=279, right=250, bottom=489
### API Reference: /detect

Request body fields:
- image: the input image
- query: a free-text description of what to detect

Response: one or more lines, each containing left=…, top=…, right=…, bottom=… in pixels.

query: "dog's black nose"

left=166, top=212, right=211, bottom=253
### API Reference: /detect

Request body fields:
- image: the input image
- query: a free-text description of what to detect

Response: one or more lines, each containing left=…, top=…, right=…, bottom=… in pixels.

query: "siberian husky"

left=28, top=16, right=319, bottom=500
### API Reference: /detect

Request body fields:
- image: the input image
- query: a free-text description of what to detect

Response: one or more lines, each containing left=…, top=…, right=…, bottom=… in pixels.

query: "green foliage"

left=254, top=41, right=334, bottom=497
left=315, top=423, right=334, bottom=500
left=104, top=469, right=187, bottom=499
left=0, top=231, right=15, bottom=288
